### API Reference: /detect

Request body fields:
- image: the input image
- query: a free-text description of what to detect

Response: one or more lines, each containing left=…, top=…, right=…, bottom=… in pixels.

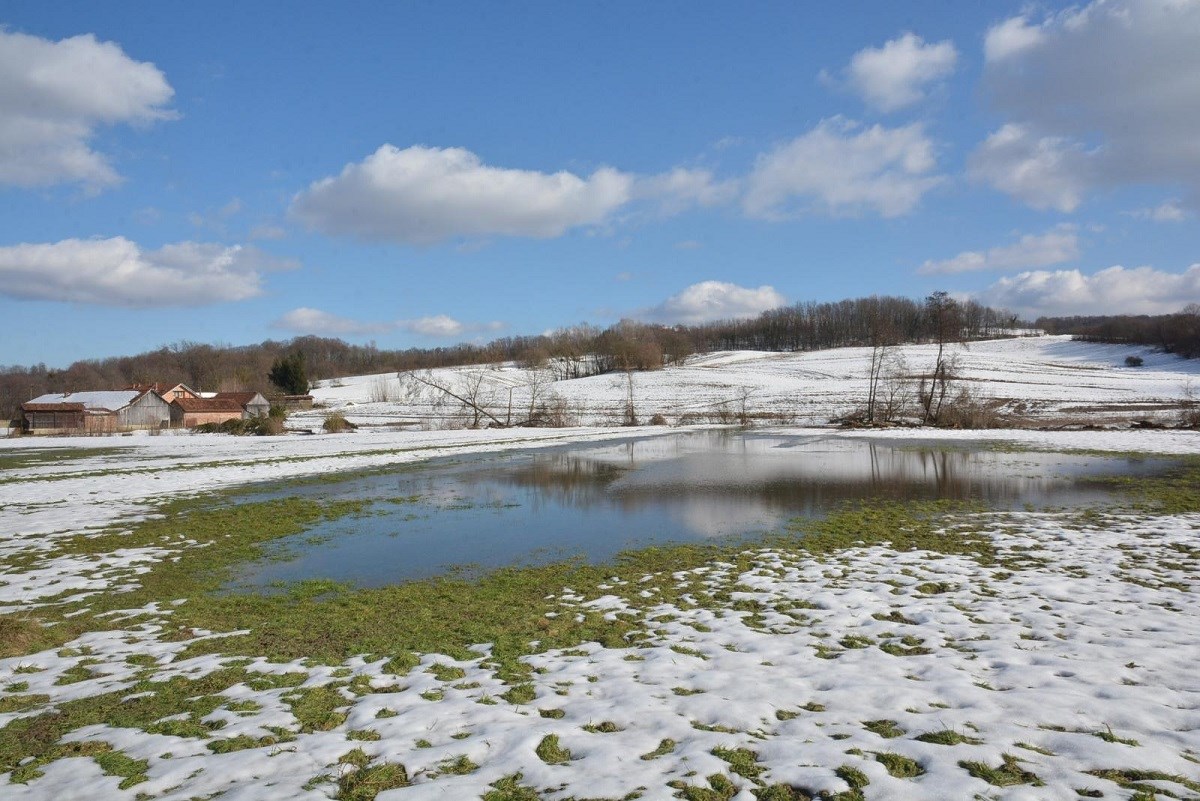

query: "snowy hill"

left=303, top=335, right=1200, bottom=430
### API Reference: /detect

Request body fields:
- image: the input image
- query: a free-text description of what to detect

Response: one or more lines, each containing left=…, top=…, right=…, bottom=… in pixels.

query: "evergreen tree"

left=268, top=352, right=308, bottom=395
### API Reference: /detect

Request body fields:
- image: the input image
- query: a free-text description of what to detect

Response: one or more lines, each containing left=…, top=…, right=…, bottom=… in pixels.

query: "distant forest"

left=2, top=294, right=1020, bottom=419
left=1037, top=307, right=1200, bottom=359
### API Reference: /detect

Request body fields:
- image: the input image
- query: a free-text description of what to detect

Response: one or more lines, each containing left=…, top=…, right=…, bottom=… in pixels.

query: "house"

left=169, top=397, right=246, bottom=428
left=20, top=390, right=171, bottom=434
left=127, top=383, right=199, bottom=403
left=214, top=391, right=271, bottom=418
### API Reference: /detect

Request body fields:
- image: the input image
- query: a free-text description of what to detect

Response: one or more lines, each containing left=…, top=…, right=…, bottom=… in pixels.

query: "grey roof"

left=26, top=391, right=144, bottom=412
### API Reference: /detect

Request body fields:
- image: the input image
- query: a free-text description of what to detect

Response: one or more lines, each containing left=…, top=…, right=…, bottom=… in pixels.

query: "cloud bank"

left=0, top=29, right=174, bottom=190
left=743, top=118, right=943, bottom=219
left=291, top=145, right=634, bottom=244
left=919, top=226, right=1079, bottom=275
left=980, top=264, right=1200, bottom=317
left=0, top=237, right=293, bottom=307
left=642, top=281, right=786, bottom=325
left=973, top=0, right=1200, bottom=210
left=272, top=307, right=502, bottom=339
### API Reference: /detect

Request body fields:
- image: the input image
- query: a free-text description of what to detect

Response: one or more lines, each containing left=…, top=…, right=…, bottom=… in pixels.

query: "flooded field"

left=230, top=431, right=1171, bottom=588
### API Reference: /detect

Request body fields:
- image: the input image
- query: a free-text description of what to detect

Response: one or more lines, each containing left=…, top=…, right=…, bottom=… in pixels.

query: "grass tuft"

left=959, top=754, right=1043, bottom=787
left=534, top=734, right=571, bottom=765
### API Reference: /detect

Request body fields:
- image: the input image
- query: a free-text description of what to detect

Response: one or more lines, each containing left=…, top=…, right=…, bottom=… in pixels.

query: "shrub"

left=192, top=416, right=284, bottom=436
left=1124, top=355, right=1144, bottom=367
left=255, top=416, right=285, bottom=435
left=649, top=413, right=668, bottom=426
left=322, top=412, right=355, bottom=433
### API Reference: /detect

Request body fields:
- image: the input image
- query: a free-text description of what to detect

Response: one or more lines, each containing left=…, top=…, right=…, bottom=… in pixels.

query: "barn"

left=20, top=390, right=171, bottom=434
left=169, top=397, right=246, bottom=428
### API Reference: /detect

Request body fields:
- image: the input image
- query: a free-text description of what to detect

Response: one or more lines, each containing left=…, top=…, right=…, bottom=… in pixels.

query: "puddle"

left=228, top=431, right=1171, bottom=589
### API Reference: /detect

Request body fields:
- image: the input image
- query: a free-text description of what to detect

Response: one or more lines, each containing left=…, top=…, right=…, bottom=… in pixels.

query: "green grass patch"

left=337, top=759, right=410, bottom=800
left=427, top=663, right=466, bottom=682
left=959, top=754, right=1042, bottom=787
left=284, top=685, right=349, bottom=732
left=875, top=752, right=924, bottom=778
left=0, top=693, right=48, bottom=714
left=1086, top=769, right=1200, bottom=796
left=641, top=738, right=676, bottom=760
left=915, top=729, right=984, bottom=746
left=669, top=773, right=737, bottom=800
left=0, top=446, right=129, bottom=473
left=712, top=746, right=764, bottom=781
left=484, top=773, right=543, bottom=801
left=534, top=734, right=571, bottom=765
left=582, top=720, right=622, bottom=733
left=433, top=755, right=479, bottom=776
left=862, top=719, right=904, bottom=739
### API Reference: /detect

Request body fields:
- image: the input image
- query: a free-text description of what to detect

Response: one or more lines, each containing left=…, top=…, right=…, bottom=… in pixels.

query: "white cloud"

left=0, top=237, right=293, bottom=307
left=1128, top=200, right=1189, bottom=223
left=842, top=32, right=958, bottom=112
left=743, top=118, right=943, bottom=219
left=975, top=1, right=1200, bottom=209
left=399, top=315, right=465, bottom=337
left=272, top=308, right=393, bottom=337
left=0, top=29, right=174, bottom=190
left=968, top=124, right=1095, bottom=212
left=980, top=264, right=1200, bottom=317
left=643, top=281, right=786, bottom=325
left=291, top=144, right=634, bottom=244
left=272, top=309, right=502, bottom=339
left=918, top=225, right=1079, bottom=275
left=633, top=167, right=738, bottom=215
left=983, top=16, right=1046, bottom=62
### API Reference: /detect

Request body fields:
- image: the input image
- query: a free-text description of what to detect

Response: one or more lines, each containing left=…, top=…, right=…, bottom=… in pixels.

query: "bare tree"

left=400, top=369, right=506, bottom=428
left=523, top=369, right=555, bottom=426
left=737, top=386, right=756, bottom=426
left=878, top=351, right=913, bottom=423
left=920, top=291, right=962, bottom=425
left=618, top=369, right=638, bottom=426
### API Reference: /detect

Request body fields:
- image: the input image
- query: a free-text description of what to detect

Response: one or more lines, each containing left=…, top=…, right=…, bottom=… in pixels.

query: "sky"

left=2, top=0, right=1200, bottom=367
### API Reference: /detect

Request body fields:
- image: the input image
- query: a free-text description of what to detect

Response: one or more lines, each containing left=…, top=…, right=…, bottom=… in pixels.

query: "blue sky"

left=2, top=1, right=1200, bottom=366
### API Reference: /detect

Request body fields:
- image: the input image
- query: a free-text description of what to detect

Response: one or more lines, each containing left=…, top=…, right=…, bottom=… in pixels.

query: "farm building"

left=20, top=391, right=171, bottom=434
left=214, top=391, right=271, bottom=418
left=279, top=394, right=314, bottom=410
left=127, top=382, right=200, bottom=402
left=169, top=397, right=245, bottom=428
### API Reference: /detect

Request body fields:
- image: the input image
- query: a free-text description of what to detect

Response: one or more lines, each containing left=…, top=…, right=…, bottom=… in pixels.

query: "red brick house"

left=127, top=383, right=199, bottom=403
left=169, top=397, right=245, bottom=428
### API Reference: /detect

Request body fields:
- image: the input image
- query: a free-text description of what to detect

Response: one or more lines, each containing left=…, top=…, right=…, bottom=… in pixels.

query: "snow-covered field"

left=302, top=334, right=1200, bottom=429
left=1, top=336, right=1198, bottom=800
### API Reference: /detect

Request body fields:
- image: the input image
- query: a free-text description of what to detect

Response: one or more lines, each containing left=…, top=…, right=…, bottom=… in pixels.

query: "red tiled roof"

left=22, top=402, right=85, bottom=412
left=214, top=392, right=265, bottom=405
left=170, top=398, right=244, bottom=413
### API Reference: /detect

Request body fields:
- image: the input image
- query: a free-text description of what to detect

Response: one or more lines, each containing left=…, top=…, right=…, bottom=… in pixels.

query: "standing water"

left=228, top=431, right=1170, bottom=589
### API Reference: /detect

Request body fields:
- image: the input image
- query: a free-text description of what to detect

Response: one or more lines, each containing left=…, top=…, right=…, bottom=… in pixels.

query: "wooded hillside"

left=2, top=294, right=1021, bottom=419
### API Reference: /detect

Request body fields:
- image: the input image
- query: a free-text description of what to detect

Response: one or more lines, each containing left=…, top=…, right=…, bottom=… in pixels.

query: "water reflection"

left=228, top=432, right=1169, bottom=590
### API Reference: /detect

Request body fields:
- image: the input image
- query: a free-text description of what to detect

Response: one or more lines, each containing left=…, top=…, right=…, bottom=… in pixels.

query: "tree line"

left=1037, top=307, right=1200, bottom=358
left=1, top=294, right=1021, bottom=420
